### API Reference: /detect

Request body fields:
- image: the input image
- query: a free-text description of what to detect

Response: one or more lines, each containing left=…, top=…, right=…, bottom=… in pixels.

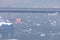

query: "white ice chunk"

left=54, top=21, right=57, bottom=24
left=51, top=22, right=56, bottom=26
left=51, top=22, right=54, bottom=25
left=8, top=39, right=19, bottom=40
left=22, top=30, right=29, bottom=32
left=36, top=23, right=40, bottom=26
left=40, top=33, right=46, bottom=37
left=29, top=28, right=32, bottom=31
left=48, top=13, right=57, bottom=16
left=22, top=28, right=32, bottom=32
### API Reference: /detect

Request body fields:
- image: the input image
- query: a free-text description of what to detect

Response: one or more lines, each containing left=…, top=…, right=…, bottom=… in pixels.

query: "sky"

left=0, top=0, right=60, bottom=8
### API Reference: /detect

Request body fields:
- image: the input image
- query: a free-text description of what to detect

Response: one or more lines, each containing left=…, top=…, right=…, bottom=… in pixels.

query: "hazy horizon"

left=0, top=0, right=60, bottom=8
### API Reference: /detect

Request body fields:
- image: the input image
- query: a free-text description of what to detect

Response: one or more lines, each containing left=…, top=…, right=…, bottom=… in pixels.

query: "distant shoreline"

left=0, top=8, right=60, bottom=13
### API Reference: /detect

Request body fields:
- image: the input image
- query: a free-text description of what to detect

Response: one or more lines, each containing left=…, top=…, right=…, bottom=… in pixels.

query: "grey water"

left=0, top=12, right=60, bottom=40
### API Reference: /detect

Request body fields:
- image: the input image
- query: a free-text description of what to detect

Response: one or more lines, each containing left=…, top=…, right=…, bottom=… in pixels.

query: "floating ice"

left=49, top=20, right=57, bottom=26
left=36, top=23, right=40, bottom=26
left=40, top=33, right=46, bottom=37
left=54, top=21, right=56, bottom=24
left=7, top=39, right=19, bottom=40
left=51, top=22, right=54, bottom=25
left=50, top=22, right=56, bottom=26
left=48, top=13, right=58, bottom=16
left=22, top=30, right=29, bottom=32
left=49, top=20, right=52, bottom=22
left=22, top=28, right=32, bottom=32
left=0, top=34, right=2, bottom=38
left=29, top=28, right=32, bottom=31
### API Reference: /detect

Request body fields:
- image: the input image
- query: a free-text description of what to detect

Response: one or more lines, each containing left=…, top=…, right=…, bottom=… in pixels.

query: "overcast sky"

left=0, top=0, right=60, bottom=8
